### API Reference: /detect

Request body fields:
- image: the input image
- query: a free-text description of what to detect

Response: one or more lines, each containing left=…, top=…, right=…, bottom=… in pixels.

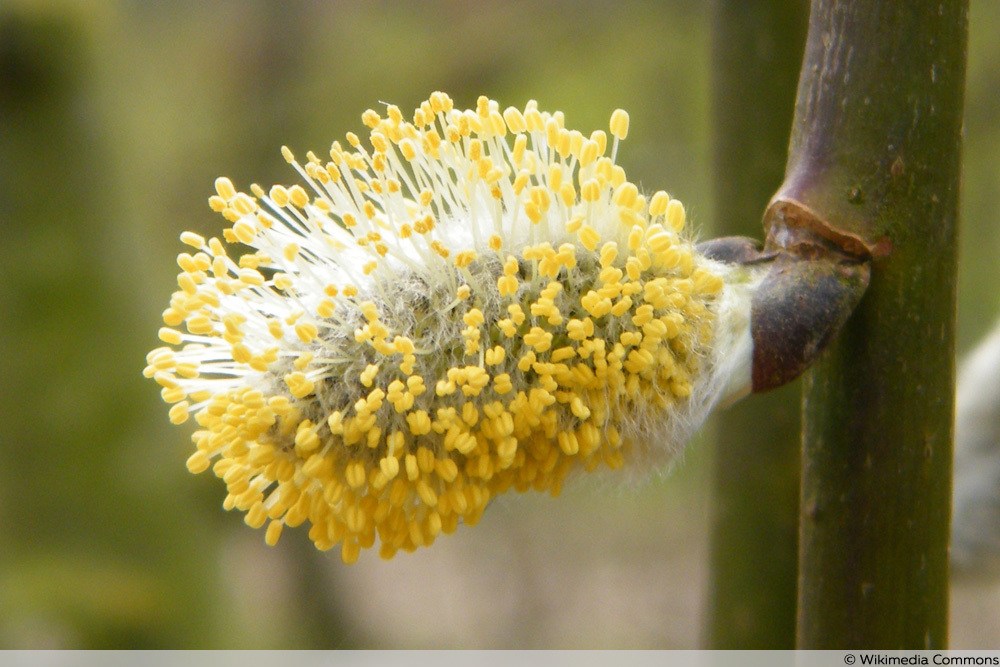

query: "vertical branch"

left=780, top=1, right=968, bottom=648
left=704, top=0, right=807, bottom=649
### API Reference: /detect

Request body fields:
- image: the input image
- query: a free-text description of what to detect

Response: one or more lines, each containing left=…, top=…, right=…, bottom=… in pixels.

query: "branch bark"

left=780, top=0, right=968, bottom=648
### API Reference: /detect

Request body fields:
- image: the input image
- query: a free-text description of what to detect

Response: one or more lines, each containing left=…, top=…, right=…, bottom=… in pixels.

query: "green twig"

left=775, top=0, right=968, bottom=648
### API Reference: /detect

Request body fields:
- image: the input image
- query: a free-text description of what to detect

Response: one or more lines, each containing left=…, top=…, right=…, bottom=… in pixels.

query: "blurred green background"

left=2, top=0, right=998, bottom=648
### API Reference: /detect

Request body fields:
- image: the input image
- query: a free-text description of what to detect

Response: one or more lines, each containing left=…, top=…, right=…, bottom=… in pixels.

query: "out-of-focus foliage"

left=1, top=0, right=997, bottom=648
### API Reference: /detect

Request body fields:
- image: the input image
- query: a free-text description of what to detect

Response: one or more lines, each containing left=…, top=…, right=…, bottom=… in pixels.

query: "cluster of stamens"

left=144, top=92, right=728, bottom=563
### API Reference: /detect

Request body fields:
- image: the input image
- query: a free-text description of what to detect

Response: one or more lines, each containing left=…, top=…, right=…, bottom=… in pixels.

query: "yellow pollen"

left=666, top=199, right=687, bottom=232
left=609, top=109, right=630, bottom=140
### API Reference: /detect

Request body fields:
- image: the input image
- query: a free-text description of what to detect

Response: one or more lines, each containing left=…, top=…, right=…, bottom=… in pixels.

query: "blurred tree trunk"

left=783, top=0, right=968, bottom=648
left=0, top=7, right=223, bottom=647
left=704, top=0, right=808, bottom=649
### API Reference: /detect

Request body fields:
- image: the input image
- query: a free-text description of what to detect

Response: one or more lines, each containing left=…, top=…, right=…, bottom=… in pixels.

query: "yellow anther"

left=546, top=165, right=563, bottom=194
left=263, top=318, right=283, bottom=339
left=185, top=314, right=213, bottom=335
left=380, top=456, right=400, bottom=480
left=345, top=460, right=367, bottom=489
left=578, top=225, right=600, bottom=251
left=524, top=105, right=544, bottom=132
left=370, top=132, right=389, bottom=153
left=632, top=304, right=655, bottom=327
left=295, top=421, right=321, bottom=453
left=551, top=347, right=576, bottom=363
left=316, top=298, right=336, bottom=319
left=386, top=336, right=412, bottom=356
left=231, top=220, right=256, bottom=244
left=624, top=224, right=643, bottom=251
left=406, top=375, right=426, bottom=397
left=158, top=327, right=183, bottom=345
left=343, top=131, right=361, bottom=148
left=431, top=240, right=450, bottom=258
left=545, top=117, right=561, bottom=149
left=620, top=258, right=641, bottom=284
left=581, top=292, right=613, bottom=318
left=569, top=396, right=591, bottom=420
left=215, top=177, right=237, bottom=200
left=180, top=231, right=205, bottom=248
left=600, top=242, right=618, bottom=268
left=568, top=129, right=584, bottom=158
left=511, top=170, right=531, bottom=196
left=488, top=110, right=507, bottom=136
left=609, top=109, right=630, bottom=140
left=664, top=198, right=687, bottom=231
left=406, top=410, right=432, bottom=436
left=567, top=317, right=595, bottom=341
left=694, top=270, right=725, bottom=295
left=455, top=250, right=476, bottom=268
left=400, top=353, right=417, bottom=375
left=490, top=373, right=512, bottom=395
left=359, top=301, right=379, bottom=322
left=284, top=371, right=315, bottom=398
left=264, top=521, right=285, bottom=547
left=238, top=268, right=265, bottom=286
left=524, top=327, right=553, bottom=353
left=168, top=402, right=190, bottom=425
left=460, top=402, right=479, bottom=427
left=579, top=139, right=600, bottom=167
left=646, top=225, right=673, bottom=253
left=610, top=165, right=627, bottom=187
left=231, top=342, right=252, bottom=364
left=557, top=431, right=579, bottom=456
left=649, top=190, right=670, bottom=217
left=502, top=106, right=527, bottom=133
left=176, top=362, right=199, bottom=379
left=292, top=351, right=314, bottom=371
left=485, top=346, right=506, bottom=366
left=232, top=193, right=257, bottom=216
left=463, top=308, right=485, bottom=328
left=547, top=176, right=571, bottom=206
left=396, top=138, right=417, bottom=161
left=361, top=109, right=381, bottom=129
left=160, top=386, right=186, bottom=403
left=186, top=450, right=211, bottom=474
left=404, top=453, right=420, bottom=482
left=497, top=318, right=517, bottom=338
left=286, top=185, right=308, bottom=209
left=587, top=130, right=607, bottom=157
left=613, top=182, right=638, bottom=209
left=414, top=480, right=437, bottom=507
left=580, top=178, right=601, bottom=203
left=620, top=330, right=643, bottom=347
left=295, top=321, right=319, bottom=343
left=360, top=364, right=380, bottom=388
